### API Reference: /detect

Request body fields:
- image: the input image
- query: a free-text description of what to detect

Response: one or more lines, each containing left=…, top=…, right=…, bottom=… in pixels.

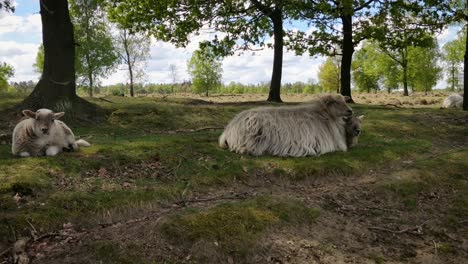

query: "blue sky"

left=0, top=0, right=463, bottom=88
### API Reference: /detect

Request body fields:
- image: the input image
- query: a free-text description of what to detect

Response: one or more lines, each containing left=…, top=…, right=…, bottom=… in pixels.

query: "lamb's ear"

left=22, top=110, right=36, bottom=119
left=53, top=112, right=65, bottom=120
left=357, top=115, right=364, bottom=120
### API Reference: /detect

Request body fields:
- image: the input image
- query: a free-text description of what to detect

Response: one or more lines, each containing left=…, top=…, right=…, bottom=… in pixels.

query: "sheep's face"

left=22, top=109, right=65, bottom=135
left=345, top=115, right=364, bottom=147
left=325, top=95, right=353, bottom=119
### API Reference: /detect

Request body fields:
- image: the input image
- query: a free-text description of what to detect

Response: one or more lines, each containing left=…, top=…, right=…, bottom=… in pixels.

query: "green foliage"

left=0, top=62, right=14, bottom=93
left=318, top=57, right=340, bottom=93
left=33, top=44, right=44, bottom=74
left=70, top=0, right=119, bottom=97
left=291, top=0, right=384, bottom=56
left=352, top=42, right=383, bottom=93
left=407, top=40, right=442, bottom=93
left=442, top=29, right=466, bottom=91
left=187, top=45, right=223, bottom=96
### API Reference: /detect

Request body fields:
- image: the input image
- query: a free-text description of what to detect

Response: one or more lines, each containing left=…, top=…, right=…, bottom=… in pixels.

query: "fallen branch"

left=175, top=127, right=224, bottom=133
left=384, top=104, right=402, bottom=108
left=99, top=97, right=114, bottom=103
left=368, top=220, right=429, bottom=235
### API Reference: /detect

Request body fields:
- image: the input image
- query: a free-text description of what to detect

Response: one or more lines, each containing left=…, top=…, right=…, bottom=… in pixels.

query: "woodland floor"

left=0, top=92, right=467, bottom=264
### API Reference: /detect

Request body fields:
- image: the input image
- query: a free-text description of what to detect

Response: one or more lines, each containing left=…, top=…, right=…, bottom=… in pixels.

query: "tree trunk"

left=340, top=14, right=354, bottom=103
left=463, top=23, right=467, bottom=111
left=451, top=64, right=455, bottom=91
left=86, top=53, right=93, bottom=97
left=19, top=0, right=103, bottom=121
left=403, top=64, right=409, bottom=96
left=267, top=10, right=283, bottom=103
left=123, top=31, right=134, bottom=97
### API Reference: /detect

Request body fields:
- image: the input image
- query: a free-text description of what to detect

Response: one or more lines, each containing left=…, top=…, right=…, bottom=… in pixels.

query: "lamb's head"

left=344, top=115, right=364, bottom=148
left=322, top=94, right=353, bottom=119
left=22, top=109, right=65, bottom=135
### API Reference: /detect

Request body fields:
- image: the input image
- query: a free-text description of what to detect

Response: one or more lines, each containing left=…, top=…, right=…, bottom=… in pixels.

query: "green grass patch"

left=161, top=196, right=319, bottom=261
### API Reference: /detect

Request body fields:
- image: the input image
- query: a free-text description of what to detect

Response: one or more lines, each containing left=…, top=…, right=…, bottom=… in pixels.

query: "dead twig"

left=175, top=127, right=224, bottom=133
left=368, top=220, right=429, bottom=235
left=175, top=192, right=251, bottom=207
left=99, top=97, right=114, bottom=103
left=384, top=104, right=402, bottom=108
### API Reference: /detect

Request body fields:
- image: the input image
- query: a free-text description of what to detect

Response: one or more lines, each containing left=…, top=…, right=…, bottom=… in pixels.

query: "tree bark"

left=19, top=0, right=103, bottom=121
left=86, top=53, right=93, bottom=97
left=340, top=14, right=354, bottom=103
left=267, top=9, right=283, bottom=103
left=451, top=64, right=455, bottom=91
left=123, top=30, right=134, bottom=97
left=463, top=23, right=467, bottom=111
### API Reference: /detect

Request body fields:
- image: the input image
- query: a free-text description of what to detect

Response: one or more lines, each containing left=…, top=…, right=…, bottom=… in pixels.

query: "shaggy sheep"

left=345, top=115, right=364, bottom=148
left=219, top=94, right=354, bottom=157
left=442, top=93, right=463, bottom=108
left=12, top=109, right=90, bottom=157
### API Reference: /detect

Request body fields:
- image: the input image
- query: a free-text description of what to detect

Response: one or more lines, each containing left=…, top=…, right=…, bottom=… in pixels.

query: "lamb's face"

left=345, top=115, right=364, bottom=147
left=346, top=115, right=363, bottom=137
left=22, top=109, right=65, bottom=136
left=326, top=95, right=353, bottom=119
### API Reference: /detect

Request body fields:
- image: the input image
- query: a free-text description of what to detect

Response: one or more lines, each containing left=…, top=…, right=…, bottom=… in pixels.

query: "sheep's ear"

left=53, top=112, right=65, bottom=120
left=344, top=96, right=351, bottom=102
left=22, top=110, right=36, bottom=119
left=357, top=115, right=364, bottom=120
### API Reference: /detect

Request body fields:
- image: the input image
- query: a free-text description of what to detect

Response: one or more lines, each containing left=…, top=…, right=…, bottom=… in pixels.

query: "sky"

left=0, top=0, right=463, bottom=88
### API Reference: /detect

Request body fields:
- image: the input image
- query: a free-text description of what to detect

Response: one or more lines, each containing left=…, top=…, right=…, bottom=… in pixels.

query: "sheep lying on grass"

left=442, top=93, right=463, bottom=108
left=12, top=109, right=90, bottom=157
left=219, top=94, right=355, bottom=157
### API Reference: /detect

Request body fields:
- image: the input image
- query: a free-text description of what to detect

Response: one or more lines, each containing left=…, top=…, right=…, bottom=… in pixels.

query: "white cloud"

left=0, top=13, right=40, bottom=36
left=0, top=41, right=40, bottom=82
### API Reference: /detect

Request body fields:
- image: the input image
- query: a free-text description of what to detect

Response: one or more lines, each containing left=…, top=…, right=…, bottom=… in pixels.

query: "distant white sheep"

left=219, top=94, right=355, bottom=157
left=442, top=93, right=463, bottom=108
left=12, top=109, right=90, bottom=157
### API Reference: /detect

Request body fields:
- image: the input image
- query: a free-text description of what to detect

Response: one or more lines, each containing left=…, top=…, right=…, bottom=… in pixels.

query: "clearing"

left=0, top=93, right=467, bottom=263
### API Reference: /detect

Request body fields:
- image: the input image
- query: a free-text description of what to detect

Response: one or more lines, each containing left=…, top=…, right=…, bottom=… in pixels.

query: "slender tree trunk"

left=86, top=53, right=93, bottom=97
left=463, top=23, right=467, bottom=111
left=267, top=10, right=283, bottom=103
left=451, top=64, right=455, bottom=91
left=340, top=14, right=354, bottom=103
left=123, top=33, right=134, bottom=97
left=403, top=64, right=409, bottom=96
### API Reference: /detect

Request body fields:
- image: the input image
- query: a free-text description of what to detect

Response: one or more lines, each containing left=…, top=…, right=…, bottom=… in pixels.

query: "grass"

left=0, top=94, right=467, bottom=262
left=161, top=196, right=319, bottom=261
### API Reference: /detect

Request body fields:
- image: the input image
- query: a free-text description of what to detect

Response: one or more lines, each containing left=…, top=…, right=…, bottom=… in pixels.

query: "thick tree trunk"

left=267, top=10, right=283, bottom=103
left=23, top=0, right=77, bottom=108
left=464, top=23, right=467, bottom=111
left=340, top=14, right=354, bottom=103
left=19, top=0, right=103, bottom=121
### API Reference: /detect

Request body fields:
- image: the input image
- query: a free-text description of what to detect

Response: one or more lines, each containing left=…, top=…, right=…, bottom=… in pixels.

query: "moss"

left=161, top=196, right=319, bottom=260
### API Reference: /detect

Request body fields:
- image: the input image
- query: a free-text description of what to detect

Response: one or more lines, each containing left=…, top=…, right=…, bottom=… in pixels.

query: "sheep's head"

left=323, top=94, right=353, bottom=119
left=22, top=109, right=64, bottom=135
left=344, top=115, right=364, bottom=148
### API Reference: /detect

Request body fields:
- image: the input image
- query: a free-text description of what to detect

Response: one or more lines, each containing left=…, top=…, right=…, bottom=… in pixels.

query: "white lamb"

left=442, top=93, right=463, bottom=108
left=12, top=109, right=90, bottom=157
